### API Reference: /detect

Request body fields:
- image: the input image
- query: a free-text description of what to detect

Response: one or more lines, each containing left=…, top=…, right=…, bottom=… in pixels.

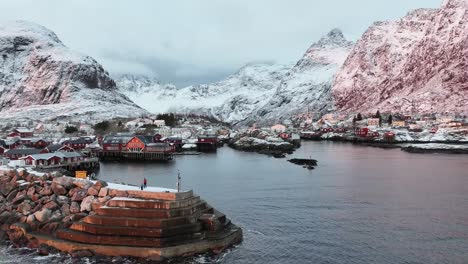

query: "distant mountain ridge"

left=117, top=63, right=292, bottom=124
left=117, top=29, right=353, bottom=125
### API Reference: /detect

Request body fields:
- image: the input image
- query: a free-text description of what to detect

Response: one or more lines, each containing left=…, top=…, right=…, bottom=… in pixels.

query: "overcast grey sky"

left=1, top=0, right=442, bottom=86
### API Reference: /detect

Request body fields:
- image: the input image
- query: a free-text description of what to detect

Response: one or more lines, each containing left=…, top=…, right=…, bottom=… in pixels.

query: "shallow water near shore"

left=1, top=142, right=468, bottom=264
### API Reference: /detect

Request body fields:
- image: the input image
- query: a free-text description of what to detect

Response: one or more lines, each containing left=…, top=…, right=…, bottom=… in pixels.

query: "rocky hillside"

left=0, top=21, right=148, bottom=122
left=117, top=63, right=292, bottom=124
left=333, top=0, right=468, bottom=115
left=246, top=29, right=354, bottom=126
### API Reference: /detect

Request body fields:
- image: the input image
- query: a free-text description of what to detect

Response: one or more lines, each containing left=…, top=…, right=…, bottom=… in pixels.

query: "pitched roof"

left=5, top=148, right=42, bottom=155
left=45, top=144, right=63, bottom=152
left=14, top=127, right=33, bottom=133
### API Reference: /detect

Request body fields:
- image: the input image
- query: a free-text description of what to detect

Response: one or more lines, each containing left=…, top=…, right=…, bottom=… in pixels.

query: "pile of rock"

left=0, top=169, right=110, bottom=248
left=229, top=132, right=295, bottom=157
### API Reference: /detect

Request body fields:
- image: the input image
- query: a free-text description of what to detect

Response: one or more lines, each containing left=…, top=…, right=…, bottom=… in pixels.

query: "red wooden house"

left=102, top=135, right=133, bottom=152
left=355, top=127, right=369, bottom=137
left=9, top=128, right=34, bottom=138
left=4, top=148, right=45, bottom=160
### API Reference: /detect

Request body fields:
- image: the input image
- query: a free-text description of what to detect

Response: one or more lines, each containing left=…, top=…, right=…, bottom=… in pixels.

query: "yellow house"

left=392, top=120, right=406, bottom=127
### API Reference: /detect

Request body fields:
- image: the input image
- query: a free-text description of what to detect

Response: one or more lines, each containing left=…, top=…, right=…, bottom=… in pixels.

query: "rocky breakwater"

left=0, top=170, right=242, bottom=260
left=229, top=130, right=295, bottom=157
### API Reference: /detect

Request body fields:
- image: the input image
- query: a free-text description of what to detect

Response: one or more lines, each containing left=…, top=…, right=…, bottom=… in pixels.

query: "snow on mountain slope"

left=118, top=29, right=353, bottom=126
left=117, top=63, right=292, bottom=124
left=0, top=21, right=148, bottom=122
left=244, top=29, right=354, bottom=126
left=333, top=0, right=468, bottom=115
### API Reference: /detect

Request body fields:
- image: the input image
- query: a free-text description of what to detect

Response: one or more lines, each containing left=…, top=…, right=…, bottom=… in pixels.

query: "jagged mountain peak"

left=0, top=20, right=61, bottom=43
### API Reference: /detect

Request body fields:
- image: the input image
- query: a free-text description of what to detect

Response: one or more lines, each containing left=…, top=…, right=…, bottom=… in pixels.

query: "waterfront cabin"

left=20, top=152, right=84, bottom=167
left=383, top=132, right=396, bottom=143
left=355, top=127, right=369, bottom=137
left=197, top=135, right=218, bottom=152
left=102, top=135, right=133, bottom=152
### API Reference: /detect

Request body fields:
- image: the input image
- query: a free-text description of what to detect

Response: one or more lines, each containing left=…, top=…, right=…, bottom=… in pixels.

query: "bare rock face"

left=333, top=0, right=468, bottom=114
left=0, top=21, right=148, bottom=122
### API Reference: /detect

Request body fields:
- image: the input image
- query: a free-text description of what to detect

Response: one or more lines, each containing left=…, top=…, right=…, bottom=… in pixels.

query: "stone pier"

left=0, top=170, right=242, bottom=261
left=27, top=188, right=242, bottom=260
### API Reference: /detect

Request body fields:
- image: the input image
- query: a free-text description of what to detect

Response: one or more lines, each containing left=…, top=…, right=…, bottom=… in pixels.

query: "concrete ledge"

left=56, top=229, right=204, bottom=247
left=82, top=215, right=195, bottom=228
left=95, top=201, right=209, bottom=219
left=27, top=225, right=242, bottom=259
left=107, top=196, right=201, bottom=210
left=125, top=190, right=194, bottom=201
left=70, top=222, right=203, bottom=238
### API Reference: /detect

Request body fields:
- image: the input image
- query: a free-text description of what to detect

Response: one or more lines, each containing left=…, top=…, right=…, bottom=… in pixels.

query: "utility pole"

left=176, top=170, right=181, bottom=192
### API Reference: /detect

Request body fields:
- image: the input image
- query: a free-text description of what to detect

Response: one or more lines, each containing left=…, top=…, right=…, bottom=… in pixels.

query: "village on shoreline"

left=0, top=111, right=466, bottom=176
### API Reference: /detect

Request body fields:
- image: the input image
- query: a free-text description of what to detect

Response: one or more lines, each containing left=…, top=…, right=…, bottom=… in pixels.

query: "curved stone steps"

left=70, top=222, right=203, bottom=238
left=107, top=196, right=201, bottom=210
left=56, top=229, right=205, bottom=248
left=95, top=201, right=210, bottom=219
left=82, top=214, right=196, bottom=228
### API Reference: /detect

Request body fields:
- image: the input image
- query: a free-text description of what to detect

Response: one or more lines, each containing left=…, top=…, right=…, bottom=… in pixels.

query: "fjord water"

left=1, top=142, right=467, bottom=264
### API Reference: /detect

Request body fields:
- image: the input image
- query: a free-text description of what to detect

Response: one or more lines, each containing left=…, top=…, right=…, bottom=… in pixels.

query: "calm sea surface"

left=1, top=142, right=467, bottom=264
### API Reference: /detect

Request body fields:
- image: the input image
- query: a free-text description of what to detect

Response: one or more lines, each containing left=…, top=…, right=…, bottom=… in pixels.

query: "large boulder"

left=56, top=196, right=70, bottom=206
left=92, top=180, right=108, bottom=191
left=80, top=196, right=97, bottom=212
left=6, top=190, right=19, bottom=202
left=71, top=189, right=88, bottom=202
left=73, top=179, right=93, bottom=190
left=39, top=185, right=53, bottom=196
left=26, top=214, right=36, bottom=225
left=52, top=177, right=75, bottom=190
left=61, top=204, right=70, bottom=216
left=70, top=202, right=80, bottom=214
left=26, top=186, right=36, bottom=196
left=33, top=208, right=52, bottom=223
left=51, top=183, right=67, bottom=196
left=98, top=188, right=108, bottom=197
left=87, top=187, right=99, bottom=196
left=0, top=183, right=16, bottom=196
left=17, top=201, right=32, bottom=215
left=43, top=201, right=59, bottom=210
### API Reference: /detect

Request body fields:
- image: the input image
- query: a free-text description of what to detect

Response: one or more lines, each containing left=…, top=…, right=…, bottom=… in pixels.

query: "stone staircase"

left=56, top=191, right=232, bottom=249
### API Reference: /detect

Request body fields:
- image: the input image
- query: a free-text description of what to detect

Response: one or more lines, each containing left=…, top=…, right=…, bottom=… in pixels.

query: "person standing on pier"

left=144, top=177, right=147, bottom=188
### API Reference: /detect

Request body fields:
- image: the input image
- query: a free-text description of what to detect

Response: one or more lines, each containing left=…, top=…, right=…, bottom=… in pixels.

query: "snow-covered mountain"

left=245, top=29, right=354, bottom=125
left=333, top=0, right=468, bottom=115
left=118, top=29, right=353, bottom=126
left=117, top=63, right=292, bottom=124
left=0, top=21, right=148, bottom=122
